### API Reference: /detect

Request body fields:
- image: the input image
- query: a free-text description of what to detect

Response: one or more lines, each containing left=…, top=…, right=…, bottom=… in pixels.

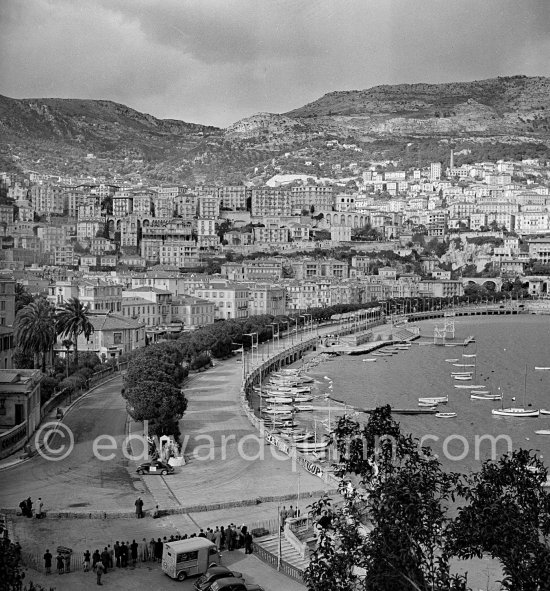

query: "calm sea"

left=300, top=315, right=550, bottom=474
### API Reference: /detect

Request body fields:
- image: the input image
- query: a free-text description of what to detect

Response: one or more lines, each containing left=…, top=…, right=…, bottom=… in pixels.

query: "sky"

left=1, top=0, right=549, bottom=128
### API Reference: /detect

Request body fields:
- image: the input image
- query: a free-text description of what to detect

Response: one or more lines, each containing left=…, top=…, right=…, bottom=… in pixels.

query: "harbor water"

left=268, top=315, right=550, bottom=475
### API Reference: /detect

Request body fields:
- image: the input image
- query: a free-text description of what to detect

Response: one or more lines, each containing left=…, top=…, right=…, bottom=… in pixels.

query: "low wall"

left=239, top=318, right=383, bottom=490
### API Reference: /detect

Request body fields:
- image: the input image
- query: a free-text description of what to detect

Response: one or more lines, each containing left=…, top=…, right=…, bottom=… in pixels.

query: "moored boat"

left=454, top=375, right=472, bottom=381
left=540, top=409, right=550, bottom=415
left=418, top=396, right=448, bottom=404
left=535, top=430, right=550, bottom=435
left=435, top=412, right=457, bottom=418
left=471, top=394, right=502, bottom=401
left=491, top=408, right=540, bottom=418
left=294, top=439, right=331, bottom=453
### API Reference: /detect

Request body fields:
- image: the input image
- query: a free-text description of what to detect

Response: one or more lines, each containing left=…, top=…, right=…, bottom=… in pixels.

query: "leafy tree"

left=14, top=298, right=56, bottom=372
left=448, top=449, right=550, bottom=591
left=14, top=283, right=33, bottom=314
left=56, top=297, right=94, bottom=365
left=306, top=407, right=467, bottom=591
left=122, top=381, right=187, bottom=438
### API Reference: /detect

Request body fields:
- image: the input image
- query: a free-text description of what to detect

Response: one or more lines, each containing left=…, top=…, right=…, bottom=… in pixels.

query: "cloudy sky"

left=1, top=0, right=549, bottom=127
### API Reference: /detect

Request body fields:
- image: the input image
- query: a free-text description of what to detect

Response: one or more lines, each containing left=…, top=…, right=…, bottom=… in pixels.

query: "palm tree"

left=14, top=298, right=56, bottom=372
left=56, top=298, right=94, bottom=365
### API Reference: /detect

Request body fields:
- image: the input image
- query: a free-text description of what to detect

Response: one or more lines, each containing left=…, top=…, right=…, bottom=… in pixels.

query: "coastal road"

left=0, top=375, right=151, bottom=513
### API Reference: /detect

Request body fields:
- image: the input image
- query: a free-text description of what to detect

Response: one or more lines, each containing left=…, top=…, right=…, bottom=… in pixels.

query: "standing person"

left=140, top=538, right=149, bottom=562
left=220, top=526, right=226, bottom=550
left=244, top=531, right=253, bottom=554
left=101, top=547, right=109, bottom=573
left=130, top=540, right=138, bottom=566
left=43, top=549, right=52, bottom=575
left=149, top=538, right=155, bottom=562
left=135, top=497, right=144, bottom=518
left=114, top=541, right=121, bottom=567
left=96, top=560, right=104, bottom=585
left=25, top=497, right=33, bottom=518
left=56, top=552, right=64, bottom=575
left=107, top=544, right=114, bottom=569
left=154, top=538, right=163, bottom=563
left=36, top=498, right=44, bottom=519
left=120, top=542, right=127, bottom=568
left=64, top=553, right=71, bottom=574
left=83, top=550, right=91, bottom=572
left=213, top=527, right=221, bottom=550
left=92, top=549, right=101, bottom=571
left=226, top=525, right=234, bottom=551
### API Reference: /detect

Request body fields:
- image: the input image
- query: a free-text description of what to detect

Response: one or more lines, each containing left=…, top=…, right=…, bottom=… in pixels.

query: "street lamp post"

left=270, top=323, right=280, bottom=352
left=243, top=332, right=258, bottom=369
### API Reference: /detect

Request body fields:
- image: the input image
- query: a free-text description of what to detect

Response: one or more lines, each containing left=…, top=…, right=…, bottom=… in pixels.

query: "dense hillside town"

left=1, top=153, right=550, bottom=364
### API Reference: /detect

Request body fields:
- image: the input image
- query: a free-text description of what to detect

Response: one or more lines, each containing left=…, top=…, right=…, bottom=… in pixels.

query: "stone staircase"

left=254, top=533, right=311, bottom=572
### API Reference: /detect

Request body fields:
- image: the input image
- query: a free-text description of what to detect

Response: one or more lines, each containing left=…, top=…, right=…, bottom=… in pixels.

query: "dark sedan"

left=194, top=565, right=243, bottom=591
left=136, top=460, right=174, bottom=476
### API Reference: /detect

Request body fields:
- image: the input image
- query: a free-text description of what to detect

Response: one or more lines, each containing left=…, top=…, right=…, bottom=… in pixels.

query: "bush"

left=190, top=351, right=211, bottom=371
left=40, top=376, right=60, bottom=405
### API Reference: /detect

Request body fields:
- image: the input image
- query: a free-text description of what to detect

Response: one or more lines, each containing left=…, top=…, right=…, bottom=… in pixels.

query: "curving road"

left=0, top=376, right=151, bottom=513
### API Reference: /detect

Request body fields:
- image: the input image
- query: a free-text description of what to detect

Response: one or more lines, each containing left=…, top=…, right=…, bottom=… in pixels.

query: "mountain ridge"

left=1, top=75, right=549, bottom=182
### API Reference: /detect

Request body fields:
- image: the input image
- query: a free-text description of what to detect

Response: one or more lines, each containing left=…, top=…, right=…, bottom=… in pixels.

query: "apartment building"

left=30, top=185, right=67, bottom=215
left=47, top=279, right=122, bottom=313
left=53, top=245, right=76, bottom=267
left=219, top=186, right=247, bottom=210
left=290, top=258, right=349, bottom=280
left=76, top=313, right=146, bottom=359
left=0, top=279, right=16, bottom=328
left=170, top=295, right=215, bottom=330
left=220, top=260, right=284, bottom=282
left=122, top=286, right=172, bottom=326
left=285, top=279, right=332, bottom=310
left=251, top=188, right=291, bottom=217
left=197, top=195, right=220, bottom=219
left=418, top=280, right=465, bottom=298
left=528, top=237, right=550, bottom=264
left=194, top=282, right=249, bottom=320
left=159, top=241, right=200, bottom=268
left=253, top=226, right=289, bottom=244
left=248, top=284, right=287, bottom=316
left=290, top=185, right=333, bottom=214
left=516, top=213, right=550, bottom=235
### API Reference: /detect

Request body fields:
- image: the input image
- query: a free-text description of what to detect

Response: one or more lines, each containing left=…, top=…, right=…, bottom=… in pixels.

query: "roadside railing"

left=251, top=541, right=305, bottom=583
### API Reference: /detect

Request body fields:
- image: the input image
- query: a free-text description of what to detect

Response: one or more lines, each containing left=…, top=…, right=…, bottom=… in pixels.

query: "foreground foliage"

left=305, top=406, right=550, bottom=591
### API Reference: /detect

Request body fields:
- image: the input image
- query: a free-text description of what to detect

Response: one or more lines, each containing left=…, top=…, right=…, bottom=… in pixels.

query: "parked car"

left=209, top=579, right=264, bottom=591
left=194, top=565, right=243, bottom=590
left=136, top=460, right=174, bottom=476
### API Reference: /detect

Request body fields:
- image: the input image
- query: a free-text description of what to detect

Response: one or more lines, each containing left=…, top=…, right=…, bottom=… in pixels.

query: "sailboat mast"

left=523, top=363, right=527, bottom=408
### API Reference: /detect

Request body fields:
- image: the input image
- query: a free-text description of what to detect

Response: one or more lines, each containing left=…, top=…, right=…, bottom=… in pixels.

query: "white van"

left=162, top=538, right=221, bottom=581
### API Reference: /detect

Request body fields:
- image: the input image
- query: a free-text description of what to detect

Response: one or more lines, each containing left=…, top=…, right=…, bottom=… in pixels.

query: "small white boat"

left=451, top=371, right=472, bottom=376
left=262, top=407, right=294, bottom=415
left=534, top=367, right=550, bottom=371
left=492, top=408, right=540, bottom=418
left=445, top=359, right=459, bottom=363
left=435, top=412, right=457, bottom=418
left=455, top=384, right=483, bottom=389
left=535, top=430, right=550, bottom=435
left=419, top=396, right=448, bottom=404
left=462, top=354, right=477, bottom=358
left=295, top=440, right=331, bottom=453
left=419, top=401, right=438, bottom=407
left=454, top=375, right=472, bottom=381
left=453, top=364, right=475, bottom=368
left=540, top=409, right=550, bottom=415
left=362, top=358, right=377, bottom=362
left=471, top=390, right=490, bottom=395
left=294, top=404, right=314, bottom=412
left=471, top=394, right=502, bottom=401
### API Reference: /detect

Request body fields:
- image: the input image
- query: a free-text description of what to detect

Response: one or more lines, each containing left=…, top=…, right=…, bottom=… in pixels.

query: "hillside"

left=285, top=76, right=550, bottom=139
left=1, top=76, right=550, bottom=183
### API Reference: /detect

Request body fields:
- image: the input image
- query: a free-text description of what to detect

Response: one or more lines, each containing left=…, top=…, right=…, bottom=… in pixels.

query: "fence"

left=251, top=541, right=305, bottom=583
